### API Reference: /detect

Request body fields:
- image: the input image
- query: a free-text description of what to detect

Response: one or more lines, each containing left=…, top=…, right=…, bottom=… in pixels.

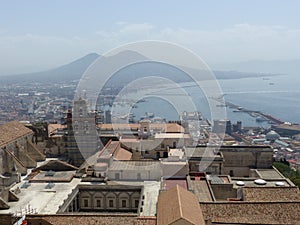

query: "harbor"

left=213, top=97, right=284, bottom=125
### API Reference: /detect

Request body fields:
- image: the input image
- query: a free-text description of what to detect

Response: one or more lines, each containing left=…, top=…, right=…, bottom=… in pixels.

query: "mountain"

left=0, top=51, right=280, bottom=85
left=1, top=53, right=100, bottom=84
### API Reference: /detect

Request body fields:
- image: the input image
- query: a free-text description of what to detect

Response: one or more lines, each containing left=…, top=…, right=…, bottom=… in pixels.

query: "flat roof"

left=231, top=178, right=292, bottom=188
left=190, top=180, right=213, bottom=202
left=3, top=177, right=82, bottom=214
left=29, top=171, right=76, bottom=183
left=185, top=146, right=220, bottom=158
left=108, top=161, right=161, bottom=171
left=274, top=124, right=300, bottom=131
left=162, top=179, right=188, bottom=190
left=255, top=169, right=285, bottom=179
left=154, top=133, right=189, bottom=139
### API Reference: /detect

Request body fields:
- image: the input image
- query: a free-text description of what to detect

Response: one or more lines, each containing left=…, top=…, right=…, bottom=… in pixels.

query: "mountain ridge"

left=0, top=52, right=280, bottom=85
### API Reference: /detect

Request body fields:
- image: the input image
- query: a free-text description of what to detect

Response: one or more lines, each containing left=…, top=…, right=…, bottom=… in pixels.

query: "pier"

left=212, top=97, right=284, bottom=125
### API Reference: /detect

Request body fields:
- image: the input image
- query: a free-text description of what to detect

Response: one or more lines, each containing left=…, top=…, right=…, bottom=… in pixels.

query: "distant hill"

left=1, top=53, right=100, bottom=84
left=0, top=51, right=278, bottom=85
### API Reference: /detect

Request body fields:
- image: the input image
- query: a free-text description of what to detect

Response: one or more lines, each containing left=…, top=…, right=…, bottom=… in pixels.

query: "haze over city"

left=1, top=0, right=300, bottom=75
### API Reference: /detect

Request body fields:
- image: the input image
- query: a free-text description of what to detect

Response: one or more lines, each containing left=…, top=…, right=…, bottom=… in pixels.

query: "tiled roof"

left=114, top=147, right=132, bottom=160
left=48, top=123, right=67, bottom=136
left=108, top=161, right=161, bottom=171
left=242, top=187, right=300, bottom=202
left=200, top=202, right=300, bottom=224
left=27, top=214, right=138, bottom=225
left=27, top=215, right=157, bottom=225
left=157, top=185, right=205, bottom=225
left=0, top=121, right=33, bottom=147
left=135, top=217, right=157, bottom=225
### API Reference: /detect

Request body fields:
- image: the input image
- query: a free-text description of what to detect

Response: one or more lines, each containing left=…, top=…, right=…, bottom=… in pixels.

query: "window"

left=122, top=200, right=127, bottom=208
left=137, top=173, right=141, bottom=180
left=135, top=200, right=139, bottom=208
left=115, top=173, right=120, bottom=180
left=163, top=151, right=168, bottom=158
left=161, top=143, right=164, bottom=148
left=109, top=199, right=114, bottom=208
left=96, top=199, right=101, bottom=208
left=156, top=152, right=160, bottom=159
left=145, top=150, right=149, bottom=154
left=83, top=199, right=89, bottom=207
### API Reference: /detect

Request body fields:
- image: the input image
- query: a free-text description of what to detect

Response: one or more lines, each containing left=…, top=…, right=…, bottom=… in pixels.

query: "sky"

left=0, top=0, right=300, bottom=74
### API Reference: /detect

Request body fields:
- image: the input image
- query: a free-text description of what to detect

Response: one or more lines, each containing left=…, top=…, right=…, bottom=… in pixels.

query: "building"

left=0, top=121, right=45, bottom=187
left=157, top=185, right=205, bottom=225
left=0, top=119, right=300, bottom=225
left=64, top=99, right=100, bottom=167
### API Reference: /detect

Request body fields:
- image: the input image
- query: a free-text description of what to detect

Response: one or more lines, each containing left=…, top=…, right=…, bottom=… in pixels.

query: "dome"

left=236, top=181, right=245, bottom=186
left=254, top=179, right=267, bottom=185
left=266, top=130, right=280, bottom=141
left=275, top=181, right=285, bottom=186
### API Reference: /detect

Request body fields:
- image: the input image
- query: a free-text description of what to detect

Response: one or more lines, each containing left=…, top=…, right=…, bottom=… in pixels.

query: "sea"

left=126, top=73, right=300, bottom=127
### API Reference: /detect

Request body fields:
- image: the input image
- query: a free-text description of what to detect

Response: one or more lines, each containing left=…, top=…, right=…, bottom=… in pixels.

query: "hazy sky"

left=0, top=0, right=300, bottom=74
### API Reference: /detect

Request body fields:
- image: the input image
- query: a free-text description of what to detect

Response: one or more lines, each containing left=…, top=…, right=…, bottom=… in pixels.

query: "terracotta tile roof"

left=157, top=185, right=205, bottom=225
left=98, top=140, right=120, bottom=158
left=114, top=147, right=132, bottom=160
left=0, top=121, right=33, bottom=147
left=135, top=217, right=157, bottom=225
left=242, top=187, right=300, bottom=202
left=108, top=161, right=161, bottom=171
left=27, top=215, right=157, bottom=225
left=200, top=202, right=300, bottom=224
left=27, top=214, right=138, bottom=225
left=48, top=123, right=67, bottom=136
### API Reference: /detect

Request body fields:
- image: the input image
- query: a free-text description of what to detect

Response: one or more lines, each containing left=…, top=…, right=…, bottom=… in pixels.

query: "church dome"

left=266, top=130, right=280, bottom=141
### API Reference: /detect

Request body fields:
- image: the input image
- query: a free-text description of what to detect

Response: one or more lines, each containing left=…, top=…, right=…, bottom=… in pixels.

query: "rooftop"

left=190, top=180, right=214, bottom=202
left=26, top=214, right=156, bottom=225
left=242, top=186, right=300, bottom=202
left=154, top=133, right=190, bottom=139
left=0, top=121, right=33, bottom=147
left=162, top=179, right=188, bottom=190
left=2, top=177, right=82, bottom=214
left=273, top=123, right=300, bottom=131
left=157, top=185, right=205, bottom=225
left=200, top=202, right=300, bottom=224
left=98, top=123, right=184, bottom=133
left=48, top=123, right=67, bottom=137
left=108, top=161, right=161, bottom=171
